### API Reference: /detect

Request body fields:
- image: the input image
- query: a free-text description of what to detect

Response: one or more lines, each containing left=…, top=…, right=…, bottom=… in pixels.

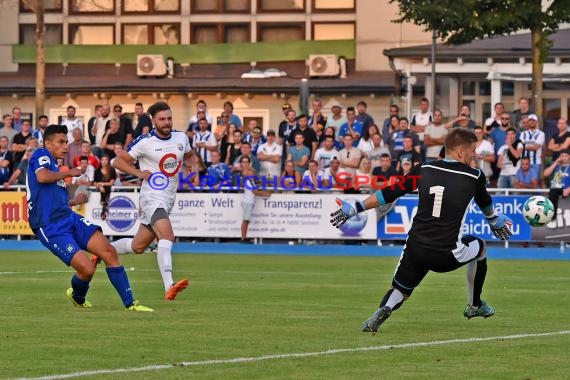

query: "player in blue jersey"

left=26, top=124, right=153, bottom=311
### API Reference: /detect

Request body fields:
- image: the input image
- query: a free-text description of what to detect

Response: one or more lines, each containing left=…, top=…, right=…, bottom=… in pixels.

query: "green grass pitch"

left=1, top=251, right=568, bottom=379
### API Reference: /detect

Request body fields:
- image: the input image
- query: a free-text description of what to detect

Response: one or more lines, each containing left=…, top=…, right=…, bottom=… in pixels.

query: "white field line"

left=13, top=330, right=570, bottom=380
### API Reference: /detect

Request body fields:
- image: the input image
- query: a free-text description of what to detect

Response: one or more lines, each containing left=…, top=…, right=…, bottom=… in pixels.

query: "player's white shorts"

left=242, top=202, right=254, bottom=221
left=139, top=194, right=174, bottom=225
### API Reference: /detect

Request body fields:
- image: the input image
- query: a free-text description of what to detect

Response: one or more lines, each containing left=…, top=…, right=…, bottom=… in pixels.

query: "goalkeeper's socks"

left=472, top=258, right=487, bottom=307
left=157, top=240, right=175, bottom=291
left=380, top=288, right=405, bottom=311
left=111, top=238, right=133, bottom=255
left=71, top=274, right=90, bottom=305
left=106, top=266, right=134, bottom=307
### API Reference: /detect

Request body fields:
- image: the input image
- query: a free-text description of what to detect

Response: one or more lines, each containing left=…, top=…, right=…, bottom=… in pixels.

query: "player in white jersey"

left=109, top=102, right=196, bottom=300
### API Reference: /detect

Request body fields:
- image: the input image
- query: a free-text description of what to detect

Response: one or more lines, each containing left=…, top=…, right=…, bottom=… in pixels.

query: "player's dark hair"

left=147, top=102, right=170, bottom=117
left=445, top=128, right=477, bottom=151
left=43, top=124, right=68, bottom=141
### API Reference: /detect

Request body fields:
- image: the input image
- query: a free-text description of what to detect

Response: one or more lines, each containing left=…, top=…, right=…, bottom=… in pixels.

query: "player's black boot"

left=361, top=306, right=392, bottom=333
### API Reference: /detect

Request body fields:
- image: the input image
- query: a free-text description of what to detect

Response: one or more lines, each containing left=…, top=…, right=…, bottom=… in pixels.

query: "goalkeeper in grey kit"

left=331, top=128, right=513, bottom=333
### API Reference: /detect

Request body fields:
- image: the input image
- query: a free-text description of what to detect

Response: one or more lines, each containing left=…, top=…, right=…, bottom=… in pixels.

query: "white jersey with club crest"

left=128, top=129, right=191, bottom=222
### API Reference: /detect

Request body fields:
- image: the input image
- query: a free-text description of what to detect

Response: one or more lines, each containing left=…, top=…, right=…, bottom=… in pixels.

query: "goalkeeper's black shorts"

left=391, top=235, right=485, bottom=295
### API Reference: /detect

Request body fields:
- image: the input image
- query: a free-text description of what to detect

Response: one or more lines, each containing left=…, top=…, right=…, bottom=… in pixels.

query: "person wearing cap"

left=325, top=102, right=347, bottom=136
left=257, top=129, right=282, bottom=179
left=547, top=118, right=570, bottom=162
left=543, top=148, right=570, bottom=212
left=520, top=113, right=545, bottom=176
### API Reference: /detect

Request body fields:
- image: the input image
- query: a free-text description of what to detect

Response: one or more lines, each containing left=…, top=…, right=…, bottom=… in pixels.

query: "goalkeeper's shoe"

left=165, top=279, right=189, bottom=300
left=126, top=300, right=154, bottom=312
left=66, top=288, right=92, bottom=308
left=91, top=254, right=101, bottom=267
left=463, top=300, right=495, bottom=319
left=361, top=306, right=392, bottom=333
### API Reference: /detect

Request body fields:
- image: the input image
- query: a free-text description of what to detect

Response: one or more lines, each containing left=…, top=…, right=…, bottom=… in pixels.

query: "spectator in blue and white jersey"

left=242, top=122, right=266, bottom=156
left=520, top=113, right=545, bottom=174
left=338, top=106, right=363, bottom=147
left=193, top=117, right=217, bottom=166
left=33, top=115, right=49, bottom=147
left=206, top=150, right=231, bottom=189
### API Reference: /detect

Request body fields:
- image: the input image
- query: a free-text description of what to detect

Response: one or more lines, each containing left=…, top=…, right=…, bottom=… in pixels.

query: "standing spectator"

left=189, top=99, right=213, bottom=126
left=547, top=118, right=570, bottom=162
left=225, top=129, right=243, bottom=166
left=74, top=141, right=100, bottom=170
left=93, top=154, right=116, bottom=220
left=382, top=104, right=400, bottom=146
left=396, top=136, right=422, bottom=173
left=233, top=142, right=260, bottom=175
left=3, top=147, right=34, bottom=188
left=488, top=112, right=512, bottom=183
left=337, top=134, right=362, bottom=176
left=193, top=117, right=217, bottom=167
left=278, top=108, right=298, bottom=167
left=240, top=159, right=271, bottom=242
left=220, top=123, right=237, bottom=163
left=308, top=99, right=327, bottom=130
left=514, top=157, right=539, bottom=190
left=314, top=135, right=339, bottom=171
left=497, top=128, right=524, bottom=189
left=0, top=114, right=17, bottom=145
left=66, top=128, right=86, bottom=167
left=289, top=114, right=318, bottom=157
left=319, top=126, right=343, bottom=150
left=287, top=134, right=310, bottom=177
left=206, top=150, right=231, bottom=189
left=93, top=104, right=111, bottom=157
left=33, top=115, right=49, bottom=147
left=357, top=124, right=380, bottom=156
left=101, top=118, right=126, bottom=159
left=424, top=109, right=448, bottom=161
left=133, top=102, right=153, bottom=138
left=520, top=113, right=545, bottom=175
left=325, top=102, right=347, bottom=136
left=372, top=153, right=398, bottom=189
left=410, top=97, right=433, bottom=139
left=301, top=159, right=324, bottom=192
left=257, top=130, right=282, bottom=178
left=484, top=102, right=505, bottom=133
left=355, top=100, right=375, bottom=131
left=446, top=105, right=477, bottom=130
left=71, top=155, right=94, bottom=200
left=11, top=106, right=23, bottom=132
left=214, top=112, right=231, bottom=142
left=112, top=104, right=134, bottom=148
left=87, top=105, right=102, bottom=145
left=474, top=126, right=495, bottom=184
left=338, top=107, right=364, bottom=147
left=61, top=105, right=84, bottom=143
left=243, top=125, right=267, bottom=157
left=11, top=120, right=33, bottom=163
left=223, top=101, right=242, bottom=129
left=511, top=97, right=532, bottom=132
left=0, top=136, right=14, bottom=185
left=544, top=149, right=570, bottom=212
left=367, top=133, right=390, bottom=171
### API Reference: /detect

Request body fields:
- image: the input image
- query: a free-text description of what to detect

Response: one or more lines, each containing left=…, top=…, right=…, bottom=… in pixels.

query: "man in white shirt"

left=61, top=105, right=84, bottom=143
left=423, top=109, right=448, bottom=161
left=193, top=117, right=217, bottom=166
left=188, top=100, right=213, bottom=126
left=314, top=135, right=338, bottom=171
left=93, top=104, right=111, bottom=156
left=410, top=97, right=433, bottom=141
left=257, top=129, right=282, bottom=179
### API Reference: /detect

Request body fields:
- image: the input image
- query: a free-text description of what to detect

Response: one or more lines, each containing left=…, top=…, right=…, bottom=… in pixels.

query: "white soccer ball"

left=522, top=196, right=555, bottom=227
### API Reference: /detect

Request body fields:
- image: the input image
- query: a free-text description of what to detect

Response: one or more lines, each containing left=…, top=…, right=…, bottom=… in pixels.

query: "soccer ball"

left=522, top=196, right=555, bottom=227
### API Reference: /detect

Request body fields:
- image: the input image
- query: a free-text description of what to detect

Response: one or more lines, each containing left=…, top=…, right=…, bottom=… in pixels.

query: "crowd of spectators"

left=1, top=97, right=569, bottom=206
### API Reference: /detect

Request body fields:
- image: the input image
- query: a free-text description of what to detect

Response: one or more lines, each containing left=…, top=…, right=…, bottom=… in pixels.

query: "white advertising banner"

left=85, top=192, right=377, bottom=240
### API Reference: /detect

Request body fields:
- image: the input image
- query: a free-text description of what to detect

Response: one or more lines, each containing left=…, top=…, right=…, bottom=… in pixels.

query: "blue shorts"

left=34, top=212, right=101, bottom=266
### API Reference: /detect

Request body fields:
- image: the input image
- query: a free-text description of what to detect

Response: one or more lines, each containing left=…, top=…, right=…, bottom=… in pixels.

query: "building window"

left=501, top=81, right=515, bottom=96
left=20, top=0, right=62, bottom=12
left=312, top=0, right=354, bottom=11
left=20, top=24, right=63, bottom=45
left=123, top=24, right=180, bottom=44
left=123, top=0, right=180, bottom=13
left=192, top=0, right=250, bottom=13
left=69, top=0, right=114, bottom=14
left=313, top=22, right=354, bottom=40
left=191, top=23, right=250, bottom=44
left=258, top=0, right=304, bottom=12
left=69, top=24, right=114, bottom=44
left=258, top=23, right=304, bottom=42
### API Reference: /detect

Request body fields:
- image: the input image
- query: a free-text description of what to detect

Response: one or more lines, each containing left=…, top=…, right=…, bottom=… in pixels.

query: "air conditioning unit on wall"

left=308, top=54, right=340, bottom=77
left=137, top=54, right=167, bottom=77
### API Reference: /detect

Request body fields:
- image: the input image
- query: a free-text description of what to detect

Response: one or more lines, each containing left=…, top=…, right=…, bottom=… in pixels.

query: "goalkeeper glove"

left=330, top=198, right=366, bottom=228
left=486, top=213, right=513, bottom=240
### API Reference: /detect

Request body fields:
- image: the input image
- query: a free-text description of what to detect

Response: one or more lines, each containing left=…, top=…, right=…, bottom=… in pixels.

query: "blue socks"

left=71, top=274, right=90, bottom=305
left=106, top=266, right=134, bottom=308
